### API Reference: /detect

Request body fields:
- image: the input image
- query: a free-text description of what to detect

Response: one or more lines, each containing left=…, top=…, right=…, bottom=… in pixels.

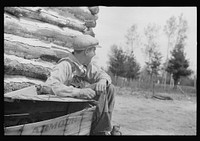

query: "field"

left=111, top=86, right=196, bottom=135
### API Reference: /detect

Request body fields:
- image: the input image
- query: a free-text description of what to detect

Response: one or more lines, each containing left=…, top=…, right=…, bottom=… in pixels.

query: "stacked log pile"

left=4, top=7, right=100, bottom=94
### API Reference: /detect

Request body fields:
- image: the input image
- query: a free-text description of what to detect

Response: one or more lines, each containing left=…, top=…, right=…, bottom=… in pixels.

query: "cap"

left=72, top=35, right=101, bottom=50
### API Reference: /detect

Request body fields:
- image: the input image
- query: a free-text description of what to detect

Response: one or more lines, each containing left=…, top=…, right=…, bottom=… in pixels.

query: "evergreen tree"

left=166, top=13, right=193, bottom=88
left=145, top=50, right=162, bottom=77
left=108, top=45, right=127, bottom=77
left=166, top=41, right=192, bottom=88
left=124, top=52, right=140, bottom=81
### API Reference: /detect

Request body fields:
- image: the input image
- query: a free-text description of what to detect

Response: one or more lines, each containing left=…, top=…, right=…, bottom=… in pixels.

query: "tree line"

left=107, top=13, right=193, bottom=89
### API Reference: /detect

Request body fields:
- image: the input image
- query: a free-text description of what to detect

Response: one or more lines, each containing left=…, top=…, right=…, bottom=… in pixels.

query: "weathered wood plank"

left=4, top=55, right=52, bottom=81
left=4, top=106, right=95, bottom=135
left=4, top=7, right=87, bottom=32
left=4, top=13, right=83, bottom=48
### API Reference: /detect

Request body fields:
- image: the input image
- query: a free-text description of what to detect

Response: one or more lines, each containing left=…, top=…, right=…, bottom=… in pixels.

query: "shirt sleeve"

left=44, top=61, right=80, bottom=97
left=86, top=62, right=112, bottom=85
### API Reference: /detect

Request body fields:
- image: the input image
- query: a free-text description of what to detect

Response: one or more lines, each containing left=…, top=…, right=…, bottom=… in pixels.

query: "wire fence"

left=111, top=76, right=196, bottom=96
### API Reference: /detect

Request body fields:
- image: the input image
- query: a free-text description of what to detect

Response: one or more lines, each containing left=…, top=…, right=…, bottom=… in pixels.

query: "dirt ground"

left=111, top=87, right=196, bottom=135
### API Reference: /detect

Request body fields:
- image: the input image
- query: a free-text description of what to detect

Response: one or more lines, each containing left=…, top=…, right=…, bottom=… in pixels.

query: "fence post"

left=194, top=75, right=196, bottom=89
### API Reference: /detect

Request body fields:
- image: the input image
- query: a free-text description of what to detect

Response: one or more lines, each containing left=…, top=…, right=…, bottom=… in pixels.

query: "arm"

left=86, top=63, right=112, bottom=93
left=44, top=61, right=81, bottom=97
left=44, top=61, right=96, bottom=99
left=86, top=62, right=112, bottom=85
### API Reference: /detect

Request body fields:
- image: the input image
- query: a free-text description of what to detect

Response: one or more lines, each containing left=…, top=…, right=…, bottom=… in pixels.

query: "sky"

left=93, top=7, right=197, bottom=74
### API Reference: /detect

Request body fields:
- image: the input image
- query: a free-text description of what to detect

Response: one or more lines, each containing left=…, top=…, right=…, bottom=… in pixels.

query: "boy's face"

left=84, top=47, right=96, bottom=64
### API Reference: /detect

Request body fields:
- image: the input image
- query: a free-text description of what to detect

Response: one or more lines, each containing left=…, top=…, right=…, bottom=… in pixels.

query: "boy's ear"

left=84, top=48, right=89, bottom=55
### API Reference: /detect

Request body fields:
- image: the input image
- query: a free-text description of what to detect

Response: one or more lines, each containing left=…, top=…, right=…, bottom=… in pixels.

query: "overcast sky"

left=93, top=7, right=197, bottom=74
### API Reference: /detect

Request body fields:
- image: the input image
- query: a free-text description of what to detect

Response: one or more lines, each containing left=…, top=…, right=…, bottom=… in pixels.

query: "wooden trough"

left=4, top=86, right=96, bottom=135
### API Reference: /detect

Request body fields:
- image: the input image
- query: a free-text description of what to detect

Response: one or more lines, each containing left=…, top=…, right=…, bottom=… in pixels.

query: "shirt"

left=44, top=54, right=112, bottom=97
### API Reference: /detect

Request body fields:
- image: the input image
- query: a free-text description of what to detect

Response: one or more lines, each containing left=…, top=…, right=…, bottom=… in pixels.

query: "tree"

left=108, top=44, right=127, bottom=78
left=145, top=50, right=162, bottom=77
left=144, top=23, right=162, bottom=76
left=124, top=24, right=141, bottom=80
left=166, top=42, right=192, bottom=88
left=164, top=15, right=178, bottom=57
left=143, top=23, right=162, bottom=95
left=165, top=13, right=192, bottom=89
left=163, top=15, right=178, bottom=89
left=125, top=24, right=141, bottom=52
left=124, top=52, right=140, bottom=81
left=108, top=44, right=141, bottom=83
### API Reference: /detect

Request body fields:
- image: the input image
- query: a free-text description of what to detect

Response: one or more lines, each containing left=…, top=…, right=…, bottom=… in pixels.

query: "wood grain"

left=4, top=7, right=87, bottom=32
left=4, top=56, right=51, bottom=81
left=4, top=13, right=83, bottom=48
left=4, top=34, right=72, bottom=62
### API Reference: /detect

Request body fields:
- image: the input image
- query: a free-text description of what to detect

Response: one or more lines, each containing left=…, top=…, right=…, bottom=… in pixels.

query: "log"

left=4, top=75, right=45, bottom=94
left=49, top=7, right=98, bottom=22
left=4, top=81, right=36, bottom=94
left=4, top=55, right=52, bottom=81
left=37, top=7, right=98, bottom=28
left=4, top=39, right=58, bottom=62
left=83, top=28, right=95, bottom=37
left=4, top=13, right=83, bottom=48
left=4, top=34, right=72, bottom=62
left=88, top=7, right=99, bottom=15
left=45, top=7, right=97, bottom=28
left=4, top=75, right=45, bottom=85
left=84, top=20, right=96, bottom=28
left=4, top=54, right=54, bottom=69
left=4, top=7, right=87, bottom=32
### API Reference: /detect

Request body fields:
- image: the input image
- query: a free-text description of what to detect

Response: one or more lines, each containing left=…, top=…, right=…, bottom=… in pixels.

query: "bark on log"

left=84, top=20, right=96, bottom=28
left=42, top=7, right=97, bottom=28
left=88, top=7, right=99, bottom=15
left=4, top=56, right=51, bottom=81
left=4, top=7, right=87, bottom=32
left=4, top=75, right=45, bottom=85
left=4, top=81, right=36, bottom=94
left=49, top=7, right=98, bottom=22
left=4, top=74, right=45, bottom=94
left=83, top=28, right=95, bottom=37
left=4, top=13, right=82, bottom=48
left=4, top=39, right=59, bottom=61
left=4, top=54, right=54, bottom=68
left=4, top=34, right=72, bottom=62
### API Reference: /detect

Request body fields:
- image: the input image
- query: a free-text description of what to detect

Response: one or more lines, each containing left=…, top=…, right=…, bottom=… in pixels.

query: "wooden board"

left=4, top=106, right=95, bottom=135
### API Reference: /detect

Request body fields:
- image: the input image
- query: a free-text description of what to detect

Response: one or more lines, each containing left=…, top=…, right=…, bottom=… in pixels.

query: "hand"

left=79, top=88, right=96, bottom=99
left=95, top=79, right=107, bottom=94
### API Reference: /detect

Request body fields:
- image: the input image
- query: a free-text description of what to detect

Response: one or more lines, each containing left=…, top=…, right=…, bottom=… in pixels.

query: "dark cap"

left=72, top=35, right=101, bottom=50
